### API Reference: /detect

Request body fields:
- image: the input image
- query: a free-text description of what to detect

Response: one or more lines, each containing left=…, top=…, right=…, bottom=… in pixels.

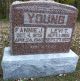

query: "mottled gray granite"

left=1, top=47, right=79, bottom=79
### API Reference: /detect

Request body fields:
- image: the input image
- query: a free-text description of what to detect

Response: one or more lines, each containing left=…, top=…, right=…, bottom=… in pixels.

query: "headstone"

left=1, top=47, right=79, bottom=79
left=1, top=1, right=79, bottom=80
left=10, top=1, right=78, bottom=55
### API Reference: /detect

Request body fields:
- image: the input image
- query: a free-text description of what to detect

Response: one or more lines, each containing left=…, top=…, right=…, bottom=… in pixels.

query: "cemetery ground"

left=0, top=20, right=80, bottom=81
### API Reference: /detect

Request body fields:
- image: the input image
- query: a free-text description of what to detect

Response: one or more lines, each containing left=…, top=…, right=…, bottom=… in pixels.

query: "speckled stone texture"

left=1, top=47, right=79, bottom=79
left=10, top=1, right=78, bottom=55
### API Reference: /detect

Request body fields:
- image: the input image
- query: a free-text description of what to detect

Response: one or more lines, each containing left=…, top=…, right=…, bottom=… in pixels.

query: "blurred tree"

left=0, top=0, right=6, bottom=19
left=74, top=0, right=80, bottom=20
left=54, top=0, right=75, bottom=4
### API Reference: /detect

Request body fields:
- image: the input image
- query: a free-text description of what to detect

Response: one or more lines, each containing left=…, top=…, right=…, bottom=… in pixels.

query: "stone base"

left=1, top=47, right=79, bottom=80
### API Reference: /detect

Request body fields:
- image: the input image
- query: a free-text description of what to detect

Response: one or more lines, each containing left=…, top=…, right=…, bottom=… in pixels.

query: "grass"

left=0, top=20, right=80, bottom=81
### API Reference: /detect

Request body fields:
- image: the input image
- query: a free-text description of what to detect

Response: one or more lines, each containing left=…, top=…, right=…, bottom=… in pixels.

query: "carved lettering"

left=24, top=13, right=68, bottom=25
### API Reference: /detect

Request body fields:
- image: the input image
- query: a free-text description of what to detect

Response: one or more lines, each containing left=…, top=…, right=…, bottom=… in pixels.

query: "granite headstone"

left=10, top=1, right=78, bottom=55
left=1, top=1, right=79, bottom=80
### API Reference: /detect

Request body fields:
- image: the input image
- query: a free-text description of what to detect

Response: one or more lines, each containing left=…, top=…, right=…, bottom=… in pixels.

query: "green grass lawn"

left=0, top=20, right=80, bottom=81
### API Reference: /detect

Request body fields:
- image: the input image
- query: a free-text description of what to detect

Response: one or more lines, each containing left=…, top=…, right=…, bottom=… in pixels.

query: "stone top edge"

left=2, top=47, right=79, bottom=62
left=12, top=1, right=77, bottom=11
left=3, top=47, right=79, bottom=57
